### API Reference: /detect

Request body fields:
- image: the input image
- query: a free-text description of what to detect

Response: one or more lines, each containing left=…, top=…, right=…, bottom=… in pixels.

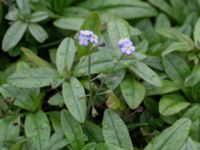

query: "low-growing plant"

left=1, top=0, right=200, bottom=150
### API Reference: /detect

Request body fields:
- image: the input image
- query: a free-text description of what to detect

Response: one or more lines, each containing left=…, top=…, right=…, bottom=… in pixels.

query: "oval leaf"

left=56, top=38, right=76, bottom=74
left=159, top=94, right=190, bottom=116
left=120, top=77, right=145, bottom=109
left=62, top=77, right=86, bottom=123
left=144, top=118, right=191, bottom=150
left=8, top=67, right=59, bottom=88
left=2, top=21, right=27, bottom=51
left=25, top=110, right=51, bottom=150
left=61, top=110, right=84, bottom=149
left=103, top=109, right=133, bottom=150
left=129, top=61, right=162, bottom=87
left=28, top=23, right=48, bottom=43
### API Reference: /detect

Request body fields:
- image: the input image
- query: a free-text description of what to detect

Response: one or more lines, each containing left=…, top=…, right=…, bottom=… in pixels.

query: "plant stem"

left=87, top=54, right=125, bottom=113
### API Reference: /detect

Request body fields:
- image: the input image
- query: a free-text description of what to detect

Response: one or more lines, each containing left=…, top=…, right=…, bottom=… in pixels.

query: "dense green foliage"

left=0, top=0, right=200, bottom=149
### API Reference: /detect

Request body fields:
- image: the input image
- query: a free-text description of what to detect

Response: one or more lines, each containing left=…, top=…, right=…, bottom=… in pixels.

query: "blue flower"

left=118, top=38, right=135, bottom=55
left=79, top=30, right=99, bottom=46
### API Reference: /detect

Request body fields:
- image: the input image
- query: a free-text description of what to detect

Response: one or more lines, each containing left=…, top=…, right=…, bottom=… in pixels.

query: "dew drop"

left=113, top=59, right=118, bottom=64
left=123, top=62, right=129, bottom=67
left=36, top=81, right=41, bottom=86
left=117, top=120, right=123, bottom=126
left=79, top=69, right=85, bottom=74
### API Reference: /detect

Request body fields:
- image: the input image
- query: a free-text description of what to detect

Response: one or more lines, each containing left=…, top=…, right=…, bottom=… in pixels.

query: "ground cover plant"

left=0, top=0, right=200, bottom=149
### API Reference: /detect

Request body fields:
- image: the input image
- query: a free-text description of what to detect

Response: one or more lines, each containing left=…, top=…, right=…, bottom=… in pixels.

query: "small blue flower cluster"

left=118, top=38, right=135, bottom=55
left=79, top=30, right=99, bottom=46
left=79, top=30, right=135, bottom=55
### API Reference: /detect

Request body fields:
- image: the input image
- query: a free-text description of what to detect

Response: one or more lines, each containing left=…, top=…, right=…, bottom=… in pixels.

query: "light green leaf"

left=194, top=18, right=200, bottom=49
left=5, top=7, right=20, bottom=21
left=2, top=21, right=27, bottom=51
left=54, top=17, right=84, bottom=31
left=16, top=0, right=31, bottom=14
left=8, top=67, right=59, bottom=88
left=48, top=93, right=64, bottom=106
left=81, top=143, right=97, bottom=150
left=0, top=116, right=20, bottom=143
left=159, top=94, right=190, bottom=116
left=103, top=109, right=133, bottom=150
left=162, top=54, right=191, bottom=86
left=61, top=110, right=85, bottom=150
left=185, top=65, right=200, bottom=86
left=129, top=61, right=162, bottom=87
left=156, top=27, right=194, bottom=46
left=120, top=77, right=145, bottom=109
left=144, top=118, right=191, bottom=150
left=25, top=111, right=51, bottom=150
left=162, top=42, right=193, bottom=56
left=180, top=138, right=197, bottom=150
left=30, top=11, right=49, bottom=22
left=62, top=77, right=86, bottom=123
left=28, top=23, right=48, bottom=43
left=56, top=38, right=76, bottom=74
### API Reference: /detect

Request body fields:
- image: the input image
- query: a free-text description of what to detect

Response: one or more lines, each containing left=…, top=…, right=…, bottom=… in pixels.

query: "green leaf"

left=81, top=0, right=157, bottom=19
left=43, top=133, right=69, bottom=150
left=162, top=54, right=191, bottom=86
left=156, top=27, right=194, bottom=46
left=103, top=109, right=133, bottom=150
left=48, top=93, right=64, bottom=106
left=73, top=48, right=136, bottom=77
left=180, top=138, right=197, bottom=150
left=21, top=47, right=52, bottom=68
left=148, top=0, right=182, bottom=23
left=25, top=111, right=51, bottom=150
left=81, top=12, right=101, bottom=35
left=61, top=110, right=85, bottom=150
left=144, top=80, right=179, bottom=96
left=159, top=94, right=190, bottom=116
left=0, top=84, right=42, bottom=111
left=162, top=42, right=193, bottom=56
left=2, top=21, right=27, bottom=51
left=129, top=61, right=162, bottom=87
left=5, top=7, right=20, bottom=21
left=104, top=70, right=125, bottom=90
left=56, top=38, right=76, bottom=74
left=144, top=118, right=191, bottom=150
left=30, top=11, right=49, bottom=22
left=8, top=67, right=59, bottom=88
left=62, top=77, right=86, bottom=123
left=106, top=19, right=130, bottom=49
left=84, top=121, right=104, bottom=143
left=54, top=17, right=84, bottom=31
left=16, top=0, right=31, bottom=14
left=185, top=65, right=200, bottom=86
left=0, top=116, right=20, bottom=143
left=28, top=23, right=48, bottom=43
left=96, top=143, right=125, bottom=150
left=120, top=76, right=145, bottom=109
left=81, top=143, right=97, bottom=150
left=155, top=13, right=171, bottom=28
left=48, top=111, right=62, bottom=133
left=194, top=18, right=200, bottom=49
